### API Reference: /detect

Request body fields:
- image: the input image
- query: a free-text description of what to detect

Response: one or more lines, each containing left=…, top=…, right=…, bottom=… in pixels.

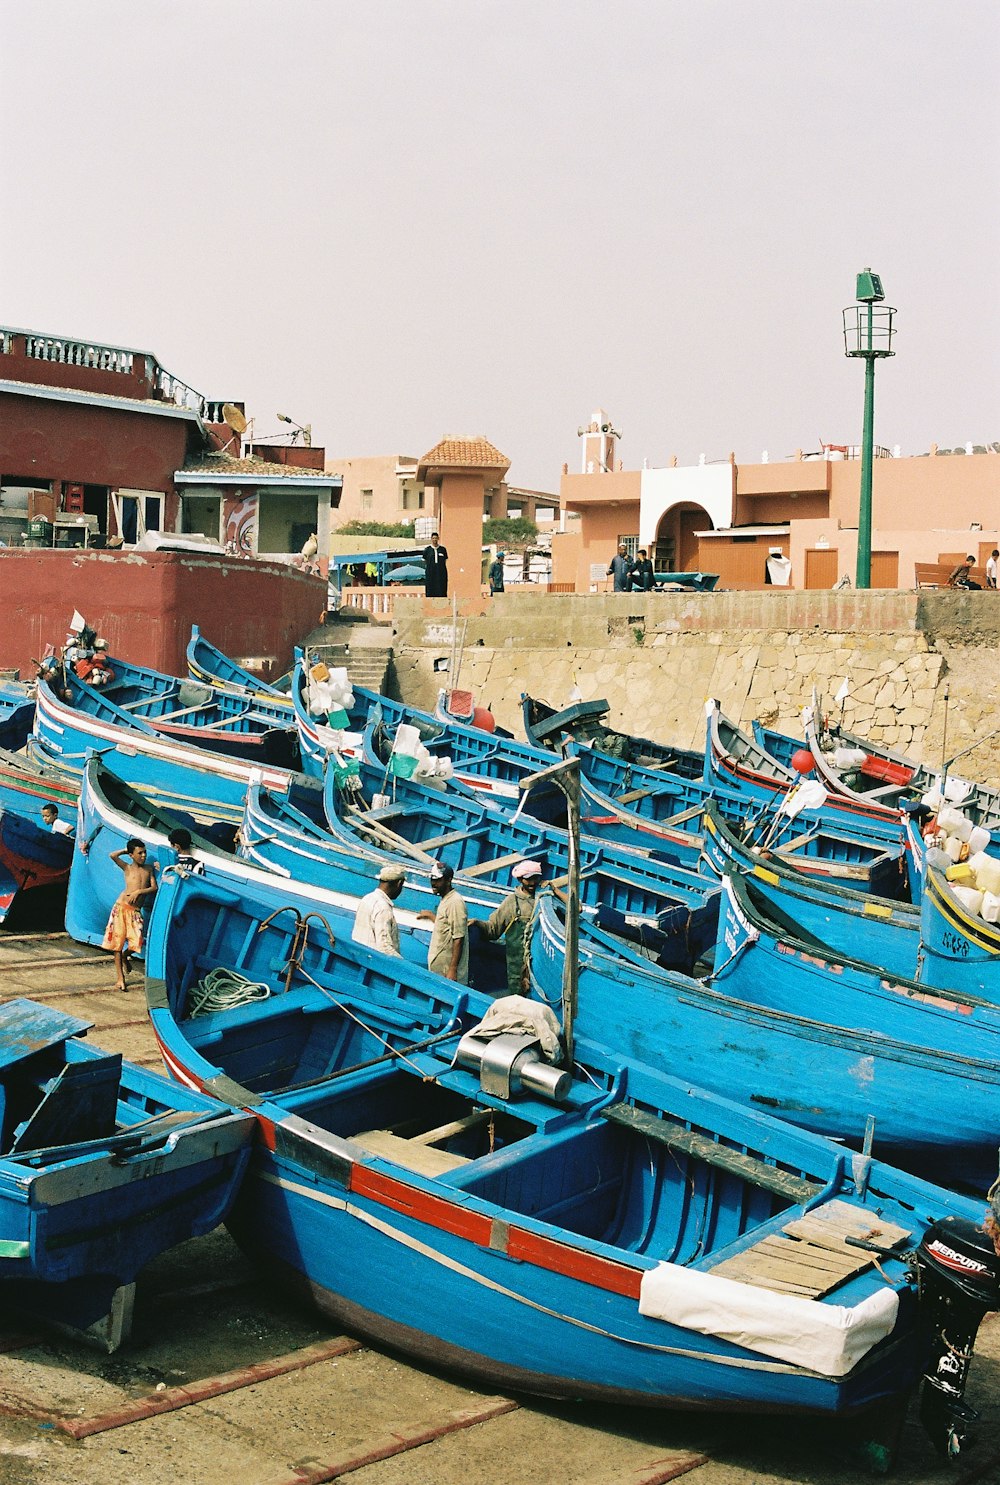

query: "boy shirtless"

left=102, top=838, right=157, bottom=991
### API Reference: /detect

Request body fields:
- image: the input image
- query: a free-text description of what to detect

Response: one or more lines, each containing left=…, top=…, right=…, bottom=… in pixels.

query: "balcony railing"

left=0, top=325, right=212, bottom=420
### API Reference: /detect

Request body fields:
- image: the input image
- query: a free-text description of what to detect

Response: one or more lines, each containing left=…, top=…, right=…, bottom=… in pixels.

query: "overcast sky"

left=2, top=2, right=997, bottom=490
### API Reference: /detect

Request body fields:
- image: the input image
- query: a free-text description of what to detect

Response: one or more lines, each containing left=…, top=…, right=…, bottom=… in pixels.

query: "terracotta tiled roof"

left=418, top=437, right=510, bottom=470
left=178, top=452, right=335, bottom=480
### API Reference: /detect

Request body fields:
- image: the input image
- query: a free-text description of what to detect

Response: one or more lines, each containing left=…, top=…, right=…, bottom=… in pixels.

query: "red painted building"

left=0, top=548, right=325, bottom=681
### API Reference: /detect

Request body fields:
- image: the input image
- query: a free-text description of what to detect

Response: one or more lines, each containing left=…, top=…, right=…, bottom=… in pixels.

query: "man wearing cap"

left=479, top=860, right=542, bottom=995
left=352, top=863, right=406, bottom=957
left=418, top=862, right=469, bottom=983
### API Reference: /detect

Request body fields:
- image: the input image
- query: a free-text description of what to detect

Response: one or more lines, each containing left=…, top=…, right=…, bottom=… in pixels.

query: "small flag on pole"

left=834, top=677, right=850, bottom=705
left=70, top=609, right=86, bottom=634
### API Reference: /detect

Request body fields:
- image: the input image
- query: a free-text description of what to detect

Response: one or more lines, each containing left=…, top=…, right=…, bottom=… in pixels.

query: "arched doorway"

left=654, top=504, right=712, bottom=573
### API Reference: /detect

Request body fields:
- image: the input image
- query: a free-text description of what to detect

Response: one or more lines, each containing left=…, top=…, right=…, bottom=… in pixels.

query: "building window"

left=360, top=488, right=373, bottom=512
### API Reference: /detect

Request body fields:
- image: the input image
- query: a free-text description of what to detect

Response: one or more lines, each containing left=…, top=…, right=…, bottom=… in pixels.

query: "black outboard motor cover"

left=916, top=1216, right=1000, bottom=1459
left=919, top=1217, right=1000, bottom=1306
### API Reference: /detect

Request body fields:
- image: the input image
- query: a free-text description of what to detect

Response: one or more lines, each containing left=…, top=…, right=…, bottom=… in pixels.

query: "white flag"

left=70, top=609, right=87, bottom=634
left=835, top=677, right=850, bottom=705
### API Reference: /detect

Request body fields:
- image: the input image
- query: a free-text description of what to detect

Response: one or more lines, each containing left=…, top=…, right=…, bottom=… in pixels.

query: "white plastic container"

left=970, top=852, right=1000, bottom=897
left=981, top=892, right=1000, bottom=924
left=952, top=884, right=985, bottom=918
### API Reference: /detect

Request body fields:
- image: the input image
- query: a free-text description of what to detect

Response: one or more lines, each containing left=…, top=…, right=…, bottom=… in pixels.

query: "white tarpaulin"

left=638, top=1263, right=899, bottom=1377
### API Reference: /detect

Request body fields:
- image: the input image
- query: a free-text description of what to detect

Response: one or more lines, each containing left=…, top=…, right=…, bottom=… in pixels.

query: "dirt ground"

left=1, top=898, right=999, bottom=1485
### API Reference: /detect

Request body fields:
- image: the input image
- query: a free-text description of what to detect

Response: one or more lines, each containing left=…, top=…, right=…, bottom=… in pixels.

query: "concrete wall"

left=0, top=549, right=325, bottom=679
left=389, top=589, right=1000, bottom=787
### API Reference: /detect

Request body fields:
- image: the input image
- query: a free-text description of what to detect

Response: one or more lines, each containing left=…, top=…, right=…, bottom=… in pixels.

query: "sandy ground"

left=1, top=899, right=999, bottom=1485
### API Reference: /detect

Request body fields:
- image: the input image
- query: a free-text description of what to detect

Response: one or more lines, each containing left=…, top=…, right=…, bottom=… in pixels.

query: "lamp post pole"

left=843, top=270, right=895, bottom=592
left=856, top=300, right=876, bottom=589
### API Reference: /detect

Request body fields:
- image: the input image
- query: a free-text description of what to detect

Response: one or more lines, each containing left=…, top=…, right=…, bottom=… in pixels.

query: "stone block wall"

left=385, top=590, right=1000, bottom=785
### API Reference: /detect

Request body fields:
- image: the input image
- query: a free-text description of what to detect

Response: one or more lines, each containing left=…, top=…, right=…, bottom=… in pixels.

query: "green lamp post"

left=843, top=270, right=896, bottom=589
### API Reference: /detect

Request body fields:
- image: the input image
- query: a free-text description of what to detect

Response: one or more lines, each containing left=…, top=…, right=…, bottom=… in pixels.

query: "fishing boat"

left=0, top=681, right=34, bottom=753
left=572, top=741, right=909, bottom=891
left=32, top=672, right=294, bottom=829
left=532, top=865, right=1000, bottom=1190
left=0, top=744, right=80, bottom=826
left=0, top=807, right=74, bottom=923
left=803, top=707, right=1000, bottom=833
left=0, top=997, right=252, bottom=1349
left=39, top=652, right=298, bottom=766
left=186, top=624, right=293, bottom=704
left=522, top=692, right=704, bottom=777
left=246, top=759, right=716, bottom=960
left=704, top=702, right=903, bottom=839
left=64, top=759, right=386, bottom=962
left=143, top=865, right=1000, bottom=1460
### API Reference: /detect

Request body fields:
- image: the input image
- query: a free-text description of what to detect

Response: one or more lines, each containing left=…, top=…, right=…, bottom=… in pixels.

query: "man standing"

left=423, top=532, right=449, bottom=597
left=488, top=551, right=505, bottom=595
left=418, top=862, right=469, bottom=983
left=352, top=863, right=406, bottom=957
left=987, top=550, right=999, bottom=590
left=478, top=860, right=542, bottom=995
left=607, top=544, right=632, bottom=592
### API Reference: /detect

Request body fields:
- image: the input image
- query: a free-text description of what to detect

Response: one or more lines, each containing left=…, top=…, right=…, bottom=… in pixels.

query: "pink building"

left=554, top=412, right=1000, bottom=591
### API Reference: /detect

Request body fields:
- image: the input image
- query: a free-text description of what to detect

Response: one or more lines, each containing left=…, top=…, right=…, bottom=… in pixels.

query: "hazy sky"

left=3, top=2, right=997, bottom=490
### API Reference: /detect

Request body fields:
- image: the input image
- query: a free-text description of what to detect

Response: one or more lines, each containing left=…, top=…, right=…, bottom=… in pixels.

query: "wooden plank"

left=708, top=1261, right=818, bottom=1296
left=783, top=1199, right=911, bottom=1249
left=710, top=1251, right=859, bottom=1298
left=602, top=1103, right=821, bottom=1204
left=752, top=1236, right=867, bottom=1274
left=411, top=1110, right=493, bottom=1147
left=350, top=1128, right=470, bottom=1176
left=460, top=851, right=529, bottom=880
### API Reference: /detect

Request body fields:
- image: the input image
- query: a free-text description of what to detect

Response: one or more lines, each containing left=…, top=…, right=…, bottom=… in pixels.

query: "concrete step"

left=305, top=641, right=392, bottom=695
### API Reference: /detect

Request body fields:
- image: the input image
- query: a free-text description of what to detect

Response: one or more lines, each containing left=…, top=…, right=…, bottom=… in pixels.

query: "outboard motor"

left=914, top=1214, right=1000, bottom=1458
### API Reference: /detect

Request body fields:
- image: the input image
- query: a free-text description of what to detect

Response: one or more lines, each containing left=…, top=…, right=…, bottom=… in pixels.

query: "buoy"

left=790, top=748, right=815, bottom=775
left=471, top=707, right=497, bottom=733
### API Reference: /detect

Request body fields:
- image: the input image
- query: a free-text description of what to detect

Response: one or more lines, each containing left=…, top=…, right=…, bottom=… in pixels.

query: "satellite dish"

left=222, top=403, right=248, bottom=435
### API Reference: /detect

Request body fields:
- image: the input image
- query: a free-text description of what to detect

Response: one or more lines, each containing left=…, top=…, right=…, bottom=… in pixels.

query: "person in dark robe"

left=423, top=531, right=449, bottom=597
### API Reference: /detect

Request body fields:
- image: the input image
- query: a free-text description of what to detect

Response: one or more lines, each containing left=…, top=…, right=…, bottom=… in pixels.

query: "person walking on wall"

left=607, top=544, right=632, bottom=592
left=423, top=531, right=449, bottom=597
left=488, top=551, right=505, bottom=595
left=987, top=550, right=999, bottom=590
left=631, top=548, right=655, bottom=591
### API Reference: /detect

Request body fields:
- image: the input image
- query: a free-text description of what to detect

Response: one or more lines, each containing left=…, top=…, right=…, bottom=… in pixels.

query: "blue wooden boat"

left=0, top=806, right=74, bottom=923
left=531, top=866, right=1000, bottom=1191
left=32, top=673, right=294, bottom=828
left=522, top=692, right=704, bottom=777
left=143, top=866, right=1000, bottom=1459
left=705, top=702, right=904, bottom=840
left=65, top=759, right=377, bottom=963
left=186, top=624, right=293, bottom=704
left=915, top=838, right=1000, bottom=994
left=698, top=803, right=922, bottom=980
left=803, top=708, right=1000, bottom=834
left=39, top=651, right=298, bottom=766
left=0, top=681, right=34, bottom=753
left=0, top=743, right=80, bottom=826
left=572, top=742, right=909, bottom=891
left=0, top=997, right=252, bottom=1349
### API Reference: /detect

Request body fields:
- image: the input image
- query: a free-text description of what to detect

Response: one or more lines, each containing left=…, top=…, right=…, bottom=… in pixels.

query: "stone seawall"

left=385, top=590, right=1000, bottom=786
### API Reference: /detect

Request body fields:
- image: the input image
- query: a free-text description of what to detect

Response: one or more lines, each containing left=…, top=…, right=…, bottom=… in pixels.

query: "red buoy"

left=790, top=748, right=815, bottom=775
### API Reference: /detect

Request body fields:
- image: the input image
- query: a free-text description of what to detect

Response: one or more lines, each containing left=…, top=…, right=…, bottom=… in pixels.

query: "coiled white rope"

left=188, top=966, right=271, bottom=1017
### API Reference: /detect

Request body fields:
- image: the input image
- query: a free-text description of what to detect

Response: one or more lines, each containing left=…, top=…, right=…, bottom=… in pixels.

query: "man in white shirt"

left=987, top=550, right=998, bottom=590
left=352, top=863, right=406, bottom=956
